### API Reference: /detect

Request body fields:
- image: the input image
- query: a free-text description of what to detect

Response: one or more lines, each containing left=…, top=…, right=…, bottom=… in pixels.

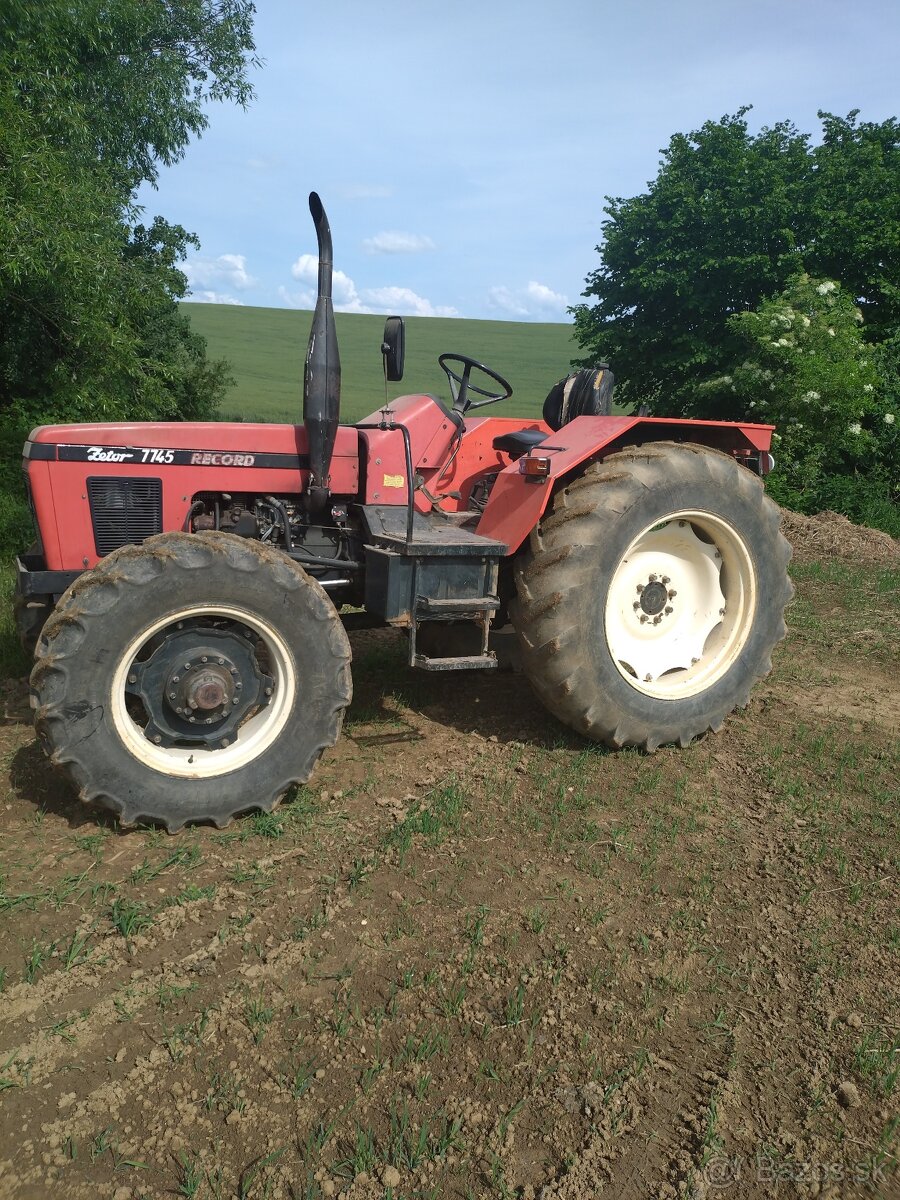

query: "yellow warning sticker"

left=383, top=474, right=405, bottom=488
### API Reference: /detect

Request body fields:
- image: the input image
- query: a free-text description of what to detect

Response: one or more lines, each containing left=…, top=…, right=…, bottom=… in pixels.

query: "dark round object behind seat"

left=542, top=366, right=615, bottom=431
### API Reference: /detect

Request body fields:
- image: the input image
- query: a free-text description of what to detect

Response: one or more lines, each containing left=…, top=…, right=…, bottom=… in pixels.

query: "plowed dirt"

left=0, top=514, right=897, bottom=1200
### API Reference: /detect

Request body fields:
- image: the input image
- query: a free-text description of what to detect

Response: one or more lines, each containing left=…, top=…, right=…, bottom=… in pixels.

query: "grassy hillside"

left=182, top=303, right=581, bottom=425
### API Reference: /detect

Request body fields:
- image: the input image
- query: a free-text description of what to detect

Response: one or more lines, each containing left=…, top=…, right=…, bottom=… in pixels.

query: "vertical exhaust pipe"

left=304, top=192, right=340, bottom=512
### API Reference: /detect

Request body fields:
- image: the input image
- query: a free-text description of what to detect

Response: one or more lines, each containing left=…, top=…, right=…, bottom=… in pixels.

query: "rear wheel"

left=511, top=442, right=792, bottom=750
left=31, top=532, right=352, bottom=831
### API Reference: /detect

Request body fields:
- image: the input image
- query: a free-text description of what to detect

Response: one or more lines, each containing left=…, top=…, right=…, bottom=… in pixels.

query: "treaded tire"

left=510, top=442, right=793, bottom=751
left=30, top=532, right=352, bottom=831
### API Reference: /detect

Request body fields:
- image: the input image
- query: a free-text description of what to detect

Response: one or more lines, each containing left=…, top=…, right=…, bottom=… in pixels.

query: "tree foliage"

left=0, top=1, right=257, bottom=547
left=572, top=108, right=900, bottom=413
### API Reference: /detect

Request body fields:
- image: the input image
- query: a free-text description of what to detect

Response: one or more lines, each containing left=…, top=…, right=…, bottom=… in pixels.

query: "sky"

left=138, top=0, right=900, bottom=323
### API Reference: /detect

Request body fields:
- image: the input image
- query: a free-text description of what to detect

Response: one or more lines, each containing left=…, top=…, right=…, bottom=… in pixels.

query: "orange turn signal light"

left=519, top=455, right=551, bottom=478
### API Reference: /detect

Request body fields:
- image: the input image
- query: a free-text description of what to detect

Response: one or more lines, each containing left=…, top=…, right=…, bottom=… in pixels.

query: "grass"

left=183, top=302, right=583, bottom=425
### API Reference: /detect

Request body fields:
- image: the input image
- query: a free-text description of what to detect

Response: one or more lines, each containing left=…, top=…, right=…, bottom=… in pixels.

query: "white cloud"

left=488, top=280, right=569, bottom=319
left=487, top=286, right=529, bottom=317
left=362, top=231, right=435, bottom=255
left=364, top=286, right=457, bottom=318
left=187, top=290, right=244, bottom=306
left=289, top=253, right=365, bottom=310
left=284, top=257, right=458, bottom=318
left=184, top=253, right=256, bottom=293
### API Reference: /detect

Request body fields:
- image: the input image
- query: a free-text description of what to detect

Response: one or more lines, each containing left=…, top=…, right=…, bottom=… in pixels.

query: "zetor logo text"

left=190, top=451, right=256, bottom=466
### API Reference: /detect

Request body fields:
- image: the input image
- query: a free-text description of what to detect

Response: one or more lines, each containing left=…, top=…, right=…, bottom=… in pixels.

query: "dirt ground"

left=0, top=514, right=897, bottom=1200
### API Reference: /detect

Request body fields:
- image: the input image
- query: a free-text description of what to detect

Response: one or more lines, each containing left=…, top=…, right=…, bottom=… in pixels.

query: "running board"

left=412, top=653, right=498, bottom=671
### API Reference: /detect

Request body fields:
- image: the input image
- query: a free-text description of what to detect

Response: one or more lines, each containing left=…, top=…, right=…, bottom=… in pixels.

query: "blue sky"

left=140, top=0, right=900, bottom=322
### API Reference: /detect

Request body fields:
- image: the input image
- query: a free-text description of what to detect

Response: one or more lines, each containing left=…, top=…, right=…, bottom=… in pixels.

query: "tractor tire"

left=30, top=532, right=352, bottom=831
left=511, top=442, right=793, bottom=751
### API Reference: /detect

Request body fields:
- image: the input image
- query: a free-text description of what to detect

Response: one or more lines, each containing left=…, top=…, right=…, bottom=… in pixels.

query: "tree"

left=572, top=109, right=900, bottom=415
left=0, top=0, right=257, bottom=548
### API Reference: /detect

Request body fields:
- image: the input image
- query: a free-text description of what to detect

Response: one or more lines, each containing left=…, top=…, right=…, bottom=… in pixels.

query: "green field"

left=182, top=303, right=581, bottom=425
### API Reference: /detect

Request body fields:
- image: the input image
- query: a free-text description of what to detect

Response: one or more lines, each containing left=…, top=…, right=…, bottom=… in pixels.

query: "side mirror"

left=381, top=315, right=405, bottom=382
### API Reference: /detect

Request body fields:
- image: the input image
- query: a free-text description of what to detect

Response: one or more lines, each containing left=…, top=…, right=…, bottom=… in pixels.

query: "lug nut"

left=640, top=615, right=648, bottom=624
left=653, top=616, right=662, bottom=625
left=691, top=656, right=700, bottom=665
left=633, top=601, right=640, bottom=611
left=719, top=607, right=726, bottom=616
left=153, top=734, right=162, bottom=744
left=668, top=590, right=677, bottom=599
left=218, top=658, right=225, bottom=665
left=644, top=674, right=652, bottom=682
left=201, top=656, right=208, bottom=663
left=649, top=573, right=658, bottom=582
left=128, top=673, right=137, bottom=684
left=664, top=606, right=673, bottom=615
left=661, top=576, right=670, bottom=585
left=264, top=687, right=273, bottom=696
left=232, top=698, right=239, bottom=706
left=235, top=682, right=242, bottom=690
left=636, top=584, right=644, bottom=594
left=172, top=674, right=179, bottom=682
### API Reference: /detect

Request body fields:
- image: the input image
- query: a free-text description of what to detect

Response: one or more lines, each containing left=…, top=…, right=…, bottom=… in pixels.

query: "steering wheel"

left=438, top=353, right=513, bottom=415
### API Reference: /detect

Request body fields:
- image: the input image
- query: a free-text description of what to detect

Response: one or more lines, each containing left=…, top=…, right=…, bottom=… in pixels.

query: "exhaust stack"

left=303, top=192, right=340, bottom=512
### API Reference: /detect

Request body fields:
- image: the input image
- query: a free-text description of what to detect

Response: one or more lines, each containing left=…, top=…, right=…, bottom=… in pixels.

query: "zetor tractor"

left=17, top=194, right=792, bottom=832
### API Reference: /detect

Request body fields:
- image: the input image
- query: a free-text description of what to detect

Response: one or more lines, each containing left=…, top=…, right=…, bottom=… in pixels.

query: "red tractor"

left=17, top=195, right=792, bottom=831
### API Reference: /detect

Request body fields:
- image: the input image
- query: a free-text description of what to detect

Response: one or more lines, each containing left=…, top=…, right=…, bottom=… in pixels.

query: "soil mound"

left=779, top=507, right=900, bottom=565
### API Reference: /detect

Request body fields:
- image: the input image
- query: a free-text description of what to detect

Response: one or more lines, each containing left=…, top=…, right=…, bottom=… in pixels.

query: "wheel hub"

left=126, top=622, right=273, bottom=749
left=638, top=579, right=669, bottom=616
left=167, top=657, right=237, bottom=717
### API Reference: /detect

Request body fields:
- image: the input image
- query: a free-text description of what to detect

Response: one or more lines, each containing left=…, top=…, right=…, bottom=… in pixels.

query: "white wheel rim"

left=604, top=511, right=757, bottom=700
left=110, top=604, right=296, bottom=779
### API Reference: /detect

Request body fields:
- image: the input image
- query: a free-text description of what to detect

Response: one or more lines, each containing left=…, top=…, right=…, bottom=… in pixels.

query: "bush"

left=695, top=273, right=899, bottom=535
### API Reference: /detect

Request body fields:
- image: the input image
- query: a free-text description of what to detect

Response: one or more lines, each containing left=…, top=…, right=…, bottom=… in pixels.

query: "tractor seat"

left=492, top=429, right=549, bottom=458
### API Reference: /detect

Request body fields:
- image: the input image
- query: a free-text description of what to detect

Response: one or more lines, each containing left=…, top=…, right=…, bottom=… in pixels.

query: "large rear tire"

left=30, top=532, right=352, bottom=831
left=511, top=442, right=792, bottom=750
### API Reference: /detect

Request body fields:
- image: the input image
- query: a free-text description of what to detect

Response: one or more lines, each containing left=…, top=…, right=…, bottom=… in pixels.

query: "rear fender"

left=475, top=415, right=775, bottom=554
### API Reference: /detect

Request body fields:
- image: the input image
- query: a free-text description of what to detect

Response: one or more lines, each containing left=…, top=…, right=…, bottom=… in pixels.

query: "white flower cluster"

left=886, top=413, right=896, bottom=425
left=802, top=390, right=820, bottom=403
left=848, top=422, right=862, bottom=435
left=770, top=311, right=794, bottom=329
left=816, top=281, right=838, bottom=296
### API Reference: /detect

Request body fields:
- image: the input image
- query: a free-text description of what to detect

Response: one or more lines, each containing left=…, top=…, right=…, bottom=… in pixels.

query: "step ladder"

left=409, top=594, right=500, bottom=670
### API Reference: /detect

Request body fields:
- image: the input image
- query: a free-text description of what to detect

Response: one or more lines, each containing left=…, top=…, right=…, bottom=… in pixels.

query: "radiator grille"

left=87, top=477, right=163, bottom=555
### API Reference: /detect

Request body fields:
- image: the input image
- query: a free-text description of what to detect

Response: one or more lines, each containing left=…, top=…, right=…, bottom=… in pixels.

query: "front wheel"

left=511, top=442, right=793, bottom=750
left=30, top=532, right=352, bottom=831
